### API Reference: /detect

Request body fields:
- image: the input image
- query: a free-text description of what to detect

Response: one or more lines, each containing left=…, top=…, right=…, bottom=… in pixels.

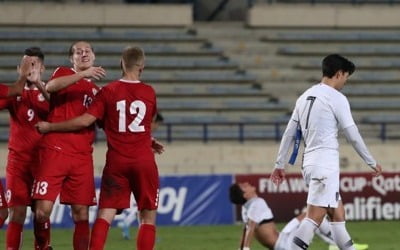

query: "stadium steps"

left=261, top=31, right=400, bottom=43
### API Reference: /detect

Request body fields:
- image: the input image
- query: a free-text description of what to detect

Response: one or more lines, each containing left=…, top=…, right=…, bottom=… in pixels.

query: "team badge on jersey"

left=38, top=93, right=45, bottom=102
left=17, top=96, right=22, bottom=102
left=92, top=88, right=98, bottom=96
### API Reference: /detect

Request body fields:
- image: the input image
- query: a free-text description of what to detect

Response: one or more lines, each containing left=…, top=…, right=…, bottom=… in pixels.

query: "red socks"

left=89, top=218, right=110, bottom=250
left=6, top=221, right=23, bottom=250
left=34, top=218, right=51, bottom=250
left=137, top=224, right=156, bottom=250
left=74, top=220, right=90, bottom=250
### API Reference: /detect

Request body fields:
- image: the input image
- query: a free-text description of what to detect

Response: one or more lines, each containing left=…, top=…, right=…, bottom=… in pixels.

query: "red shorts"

left=99, top=155, right=159, bottom=211
left=32, top=147, right=96, bottom=206
left=6, top=151, right=37, bottom=207
left=0, top=181, right=7, bottom=209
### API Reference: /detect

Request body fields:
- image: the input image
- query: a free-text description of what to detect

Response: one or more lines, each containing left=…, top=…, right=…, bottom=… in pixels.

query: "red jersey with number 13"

left=41, top=67, right=99, bottom=157
left=87, top=79, right=157, bottom=158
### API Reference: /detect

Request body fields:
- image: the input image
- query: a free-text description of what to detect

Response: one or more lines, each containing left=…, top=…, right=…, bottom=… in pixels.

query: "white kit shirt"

left=241, top=197, right=274, bottom=224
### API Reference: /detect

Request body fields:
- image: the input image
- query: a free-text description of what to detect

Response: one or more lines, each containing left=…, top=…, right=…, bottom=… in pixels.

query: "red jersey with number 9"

left=0, top=85, right=49, bottom=161
left=87, top=79, right=157, bottom=159
left=41, top=67, right=99, bottom=157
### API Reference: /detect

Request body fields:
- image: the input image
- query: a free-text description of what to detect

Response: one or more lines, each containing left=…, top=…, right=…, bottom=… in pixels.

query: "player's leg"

left=70, top=204, right=90, bottom=250
left=291, top=204, right=326, bottom=250
left=137, top=209, right=157, bottom=250
left=315, top=215, right=336, bottom=245
left=7, top=206, right=27, bottom=249
left=89, top=208, right=117, bottom=250
left=33, top=148, right=68, bottom=250
left=0, top=182, right=8, bottom=227
left=327, top=201, right=356, bottom=250
left=34, top=200, right=54, bottom=250
left=133, top=160, right=159, bottom=250
left=60, top=154, right=96, bottom=250
left=6, top=157, right=36, bottom=249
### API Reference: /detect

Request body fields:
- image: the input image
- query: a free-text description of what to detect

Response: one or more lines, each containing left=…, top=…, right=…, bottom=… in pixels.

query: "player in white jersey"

left=229, top=182, right=344, bottom=250
left=271, top=54, right=382, bottom=250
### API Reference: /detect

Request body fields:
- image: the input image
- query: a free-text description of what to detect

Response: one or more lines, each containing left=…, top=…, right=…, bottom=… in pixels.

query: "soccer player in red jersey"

left=0, top=54, right=36, bottom=228
left=32, top=41, right=106, bottom=250
left=1, top=47, right=49, bottom=250
left=36, top=46, right=160, bottom=250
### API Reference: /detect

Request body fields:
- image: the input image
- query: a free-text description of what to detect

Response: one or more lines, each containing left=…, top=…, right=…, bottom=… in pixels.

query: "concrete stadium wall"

left=0, top=3, right=192, bottom=26
left=247, top=4, right=400, bottom=28
left=0, top=141, right=397, bottom=176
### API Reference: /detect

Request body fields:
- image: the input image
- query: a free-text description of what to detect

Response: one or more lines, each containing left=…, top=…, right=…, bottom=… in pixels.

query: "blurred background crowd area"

left=0, top=0, right=400, bottom=175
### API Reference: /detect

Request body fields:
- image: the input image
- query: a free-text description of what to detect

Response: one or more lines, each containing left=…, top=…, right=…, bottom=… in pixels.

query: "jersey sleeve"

left=87, top=87, right=106, bottom=120
left=247, top=199, right=274, bottom=224
left=274, top=107, right=299, bottom=169
left=334, top=94, right=355, bottom=130
left=0, top=84, right=9, bottom=98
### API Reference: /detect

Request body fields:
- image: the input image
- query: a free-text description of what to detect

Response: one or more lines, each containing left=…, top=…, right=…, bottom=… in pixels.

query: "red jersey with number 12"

left=41, top=67, right=99, bottom=157
left=87, top=79, right=157, bottom=159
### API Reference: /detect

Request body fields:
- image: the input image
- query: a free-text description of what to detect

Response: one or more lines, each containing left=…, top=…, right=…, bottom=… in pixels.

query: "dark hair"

left=154, top=112, right=164, bottom=123
left=322, top=54, right=355, bottom=78
left=229, top=184, right=246, bottom=205
left=24, top=47, right=44, bottom=62
left=68, top=41, right=94, bottom=57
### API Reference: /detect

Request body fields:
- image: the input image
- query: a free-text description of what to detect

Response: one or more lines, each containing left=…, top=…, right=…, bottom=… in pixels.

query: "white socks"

left=330, top=221, right=356, bottom=250
left=291, top=218, right=318, bottom=250
left=281, top=217, right=301, bottom=233
left=315, top=216, right=336, bottom=245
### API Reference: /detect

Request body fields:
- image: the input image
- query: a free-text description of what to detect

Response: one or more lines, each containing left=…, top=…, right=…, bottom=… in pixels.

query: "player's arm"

left=239, top=220, right=256, bottom=250
left=271, top=117, right=298, bottom=186
left=343, top=125, right=382, bottom=176
left=33, top=81, right=50, bottom=101
left=151, top=138, right=165, bottom=154
left=35, top=113, right=97, bottom=133
left=46, top=66, right=106, bottom=93
left=2, top=56, right=34, bottom=98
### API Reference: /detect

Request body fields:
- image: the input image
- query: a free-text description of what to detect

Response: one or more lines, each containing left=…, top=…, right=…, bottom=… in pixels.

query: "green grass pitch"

left=0, top=221, right=398, bottom=249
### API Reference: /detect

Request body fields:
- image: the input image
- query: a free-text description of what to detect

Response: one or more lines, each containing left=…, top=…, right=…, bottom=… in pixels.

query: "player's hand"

left=152, top=139, right=165, bottom=154
left=270, top=168, right=285, bottom=186
left=81, top=66, right=106, bottom=80
left=35, top=121, right=51, bottom=134
left=27, top=58, right=42, bottom=84
left=18, top=55, right=34, bottom=79
left=372, top=163, right=382, bottom=177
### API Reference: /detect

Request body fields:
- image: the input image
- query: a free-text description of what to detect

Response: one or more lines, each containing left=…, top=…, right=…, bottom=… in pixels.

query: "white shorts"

left=302, top=164, right=340, bottom=208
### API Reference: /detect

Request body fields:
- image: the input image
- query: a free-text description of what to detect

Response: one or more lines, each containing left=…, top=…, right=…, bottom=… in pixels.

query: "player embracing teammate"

left=36, top=46, right=161, bottom=250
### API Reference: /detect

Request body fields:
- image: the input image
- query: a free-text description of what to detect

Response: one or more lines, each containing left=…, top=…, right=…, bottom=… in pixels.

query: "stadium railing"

left=248, top=0, right=400, bottom=5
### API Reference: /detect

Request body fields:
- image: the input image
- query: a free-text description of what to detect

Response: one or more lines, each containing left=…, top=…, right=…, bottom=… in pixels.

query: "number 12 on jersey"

left=116, top=100, right=146, bottom=132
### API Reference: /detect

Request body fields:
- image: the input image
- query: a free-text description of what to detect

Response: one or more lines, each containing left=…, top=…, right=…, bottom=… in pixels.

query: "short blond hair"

left=122, top=46, right=145, bottom=71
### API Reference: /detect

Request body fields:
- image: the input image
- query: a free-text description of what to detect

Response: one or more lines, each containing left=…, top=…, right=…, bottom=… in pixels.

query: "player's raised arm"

left=35, top=112, right=97, bottom=133
left=2, top=56, right=34, bottom=98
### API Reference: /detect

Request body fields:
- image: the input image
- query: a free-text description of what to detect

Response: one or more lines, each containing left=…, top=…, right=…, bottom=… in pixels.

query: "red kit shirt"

left=0, top=84, right=8, bottom=98
left=0, top=85, right=49, bottom=160
left=41, top=67, right=99, bottom=157
left=87, top=79, right=157, bottom=159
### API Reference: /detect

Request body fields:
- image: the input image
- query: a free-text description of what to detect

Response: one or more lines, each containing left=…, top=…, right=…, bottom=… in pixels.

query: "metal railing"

left=0, top=120, right=397, bottom=143
left=248, top=0, right=400, bottom=6
left=151, top=120, right=400, bottom=143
